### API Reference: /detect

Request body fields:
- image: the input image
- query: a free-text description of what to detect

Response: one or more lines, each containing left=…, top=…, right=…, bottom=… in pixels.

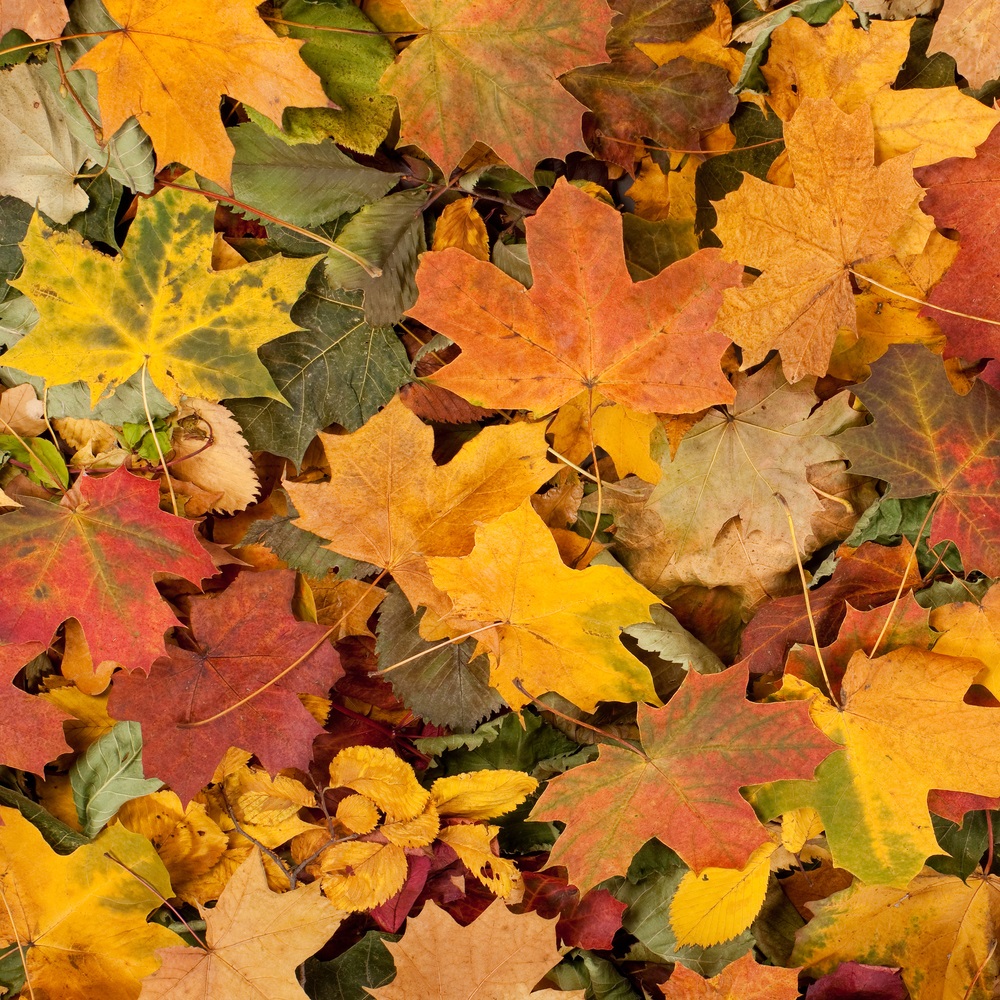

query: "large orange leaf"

left=0, top=468, right=217, bottom=673
left=284, top=396, right=554, bottom=610
left=840, top=345, right=1000, bottom=575
left=412, top=179, right=741, bottom=415
left=530, top=663, right=835, bottom=890
left=659, top=953, right=800, bottom=999
left=72, top=0, right=330, bottom=189
left=426, top=501, right=660, bottom=712
left=136, top=849, right=342, bottom=1000
left=109, top=570, right=342, bottom=803
left=379, top=0, right=612, bottom=177
left=714, top=98, right=924, bottom=381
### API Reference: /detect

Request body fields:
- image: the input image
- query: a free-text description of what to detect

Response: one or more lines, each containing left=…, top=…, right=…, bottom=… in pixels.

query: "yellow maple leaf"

left=5, top=184, right=317, bottom=407
left=713, top=98, right=924, bottom=381
left=0, top=806, right=182, bottom=999
left=930, top=583, right=1000, bottom=699
left=72, top=0, right=330, bottom=189
left=669, top=840, right=777, bottom=947
left=427, top=500, right=659, bottom=712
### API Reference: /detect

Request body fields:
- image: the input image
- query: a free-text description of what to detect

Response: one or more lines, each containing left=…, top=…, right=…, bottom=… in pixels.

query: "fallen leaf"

left=0, top=640, right=69, bottom=773
left=109, top=569, right=342, bottom=802
left=929, top=0, right=1000, bottom=88
left=713, top=98, right=924, bottom=381
left=531, top=663, right=835, bottom=890
left=137, top=849, right=343, bottom=999
left=659, top=951, right=801, bottom=998
left=432, top=198, right=490, bottom=260
left=0, top=0, right=68, bottom=37
left=72, top=0, right=331, bottom=188
left=413, top=178, right=741, bottom=414
left=5, top=183, right=317, bottom=406
left=379, top=0, right=613, bottom=177
left=0, top=467, right=217, bottom=672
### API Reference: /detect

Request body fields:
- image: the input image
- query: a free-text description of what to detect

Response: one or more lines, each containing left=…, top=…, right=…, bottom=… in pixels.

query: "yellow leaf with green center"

left=754, top=647, right=1000, bottom=887
left=0, top=805, right=182, bottom=1000
left=431, top=770, right=539, bottom=820
left=5, top=183, right=318, bottom=407
left=668, top=840, right=776, bottom=947
left=427, top=500, right=659, bottom=712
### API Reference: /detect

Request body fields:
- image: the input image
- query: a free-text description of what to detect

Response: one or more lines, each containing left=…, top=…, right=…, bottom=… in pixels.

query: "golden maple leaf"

left=73, top=0, right=330, bottom=189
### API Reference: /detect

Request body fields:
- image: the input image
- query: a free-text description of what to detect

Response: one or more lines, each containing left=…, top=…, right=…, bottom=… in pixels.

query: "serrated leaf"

left=70, top=720, right=162, bottom=838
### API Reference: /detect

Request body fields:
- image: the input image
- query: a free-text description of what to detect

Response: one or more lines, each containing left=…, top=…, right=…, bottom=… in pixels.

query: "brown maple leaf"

left=412, top=179, right=741, bottom=415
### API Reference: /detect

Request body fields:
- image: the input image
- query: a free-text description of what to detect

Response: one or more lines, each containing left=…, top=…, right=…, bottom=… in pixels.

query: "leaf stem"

left=140, top=360, right=177, bottom=517
left=848, top=268, right=1000, bottom=328
left=378, top=620, right=504, bottom=676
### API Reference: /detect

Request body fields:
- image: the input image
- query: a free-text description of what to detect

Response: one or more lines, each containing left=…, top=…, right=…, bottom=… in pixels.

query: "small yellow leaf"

left=328, top=745, right=429, bottom=822
left=431, top=770, right=539, bottom=821
left=669, top=840, right=777, bottom=947
left=382, top=801, right=441, bottom=847
left=60, top=618, right=118, bottom=695
left=40, top=684, right=115, bottom=754
left=781, top=807, right=825, bottom=853
left=432, top=198, right=490, bottom=261
left=310, top=577, right=386, bottom=639
left=320, top=840, right=409, bottom=911
left=437, top=823, right=520, bottom=897
left=337, top=794, right=382, bottom=834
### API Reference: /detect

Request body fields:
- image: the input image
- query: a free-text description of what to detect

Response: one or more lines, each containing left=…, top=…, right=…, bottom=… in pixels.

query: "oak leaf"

left=378, top=0, right=613, bottom=177
left=659, top=952, right=800, bottom=999
left=137, top=849, right=343, bottom=1000
left=413, top=179, right=741, bottom=414
left=284, top=396, right=554, bottom=612
left=761, top=6, right=998, bottom=166
left=602, top=359, right=865, bottom=606
left=0, top=805, right=183, bottom=1000
left=0, top=467, right=217, bottom=672
left=530, top=663, right=835, bottom=891
left=427, top=500, right=660, bottom=712
left=915, top=125, right=1000, bottom=360
left=760, top=646, right=1000, bottom=886
left=839, top=345, right=1000, bottom=575
left=71, top=0, right=331, bottom=189
left=791, top=870, right=1000, bottom=1000
left=714, top=98, right=924, bottom=381
left=5, top=183, right=317, bottom=407
left=368, top=898, right=584, bottom=1000
left=109, top=569, right=342, bottom=802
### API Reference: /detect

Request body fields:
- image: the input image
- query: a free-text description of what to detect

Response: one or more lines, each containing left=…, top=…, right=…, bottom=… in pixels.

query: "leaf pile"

left=0, top=1, right=998, bottom=998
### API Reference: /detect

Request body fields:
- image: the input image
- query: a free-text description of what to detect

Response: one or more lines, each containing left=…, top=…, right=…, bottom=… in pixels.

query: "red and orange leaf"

left=915, top=124, right=1000, bottom=361
left=413, top=179, right=741, bottom=415
left=379, top=0, right=612, bottom=177
left=660, top=953, right=800, bottom=999
left=530, top=663, right=835, bottom=890
left=840, top=345, right=1000, bottom=575
left=0, top=468, right=217, bottom=673
left=0, top=641, right=70, bottom=774
left=109, top=570, right=342, bottom=802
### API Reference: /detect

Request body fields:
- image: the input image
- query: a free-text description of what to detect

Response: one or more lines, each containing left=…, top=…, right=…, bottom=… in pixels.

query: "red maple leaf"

left=530, top=663, right=835, bottom=890
left=109, top=569, right=342, bottom=802
left=0, top=468, right=217, bottom=673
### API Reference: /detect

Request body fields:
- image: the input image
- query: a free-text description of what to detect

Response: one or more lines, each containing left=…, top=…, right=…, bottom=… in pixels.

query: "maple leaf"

left=514, top=869, right=627, bottom=950
left=791, top=870, right=1000, bottom=1000
left=929, top=0, right=1000, bottom=88
left=915, top=125, right=1000, bottom=360
left=109, top=569, right=342, bottom=803
left=0, top=805, right=183, bottom=1000
left=761, top=6, right=998, bottom=166
left=0, top=0, right=67, bottom=37
left=759, top=646, right=1000, bottom=886
left=0, top=640, right=70, bottom=774
left=379, top=0, right=612, bottom=177
left=602, top=358, right=864, bottom=606
left=0, top=467, right=217, bottom=673
left=367, top=898, right=584, bottom=1000
left=71, top=0, right=330, bottom=189
left=530, top=663, right=835, bottom=891
left=713, top=98, right=924, bottom=381
left=412, top=179, right=741, bottom=414
left=284, top=395, right=554, bottom=612
left=137, top=849, right=342, bottom=1000
left=427, top=500, right=660, bottom=712
left=5, top=183, right=317, bottom=407
left=659, top=952, right=800, bottom=999
left=560, top=0, right=738, bottom=174
left=930, top=582, right=1000, bottom=698
left=839, top=345, right=1000, bottom=575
